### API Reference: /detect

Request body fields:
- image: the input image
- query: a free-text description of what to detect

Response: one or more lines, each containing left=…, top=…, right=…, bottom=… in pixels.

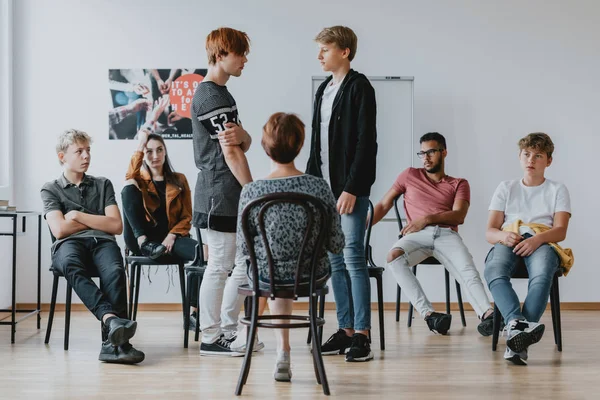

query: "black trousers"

left=121, top=184, right=200, bottom=306
left=52, top=237, right=128, bottom=321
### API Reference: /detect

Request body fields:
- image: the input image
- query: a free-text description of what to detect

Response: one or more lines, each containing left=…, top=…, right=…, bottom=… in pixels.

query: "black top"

left=306, top=69, right=378, bottom=199
left=40, top=174, right=118, bottom=252
left=152, top=180, right=170, bottom=239
left=191, top=80, right=242, bottom=232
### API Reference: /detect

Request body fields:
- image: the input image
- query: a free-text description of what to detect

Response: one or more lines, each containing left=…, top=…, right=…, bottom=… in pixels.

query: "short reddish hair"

left=205, top=27, right=250, bottom=65
left=261, top=113, right=305, bottom=164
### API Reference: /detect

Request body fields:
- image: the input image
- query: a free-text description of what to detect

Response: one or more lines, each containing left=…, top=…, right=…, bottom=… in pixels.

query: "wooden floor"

left=1, top=310, right=598, bottom=400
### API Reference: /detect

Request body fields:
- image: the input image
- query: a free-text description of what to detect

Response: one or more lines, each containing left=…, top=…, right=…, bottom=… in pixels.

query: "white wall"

left=10, top=0, right=600, bottom=307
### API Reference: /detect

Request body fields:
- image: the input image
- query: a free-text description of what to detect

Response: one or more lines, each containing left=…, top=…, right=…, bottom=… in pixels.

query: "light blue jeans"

left=484, top=235, right=560, bottom=324
left=328, top=196, right=371, bottom=331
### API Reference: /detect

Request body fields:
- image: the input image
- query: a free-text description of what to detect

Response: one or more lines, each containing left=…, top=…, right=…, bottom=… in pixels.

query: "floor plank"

left=0, top=310, right=597, bottom=399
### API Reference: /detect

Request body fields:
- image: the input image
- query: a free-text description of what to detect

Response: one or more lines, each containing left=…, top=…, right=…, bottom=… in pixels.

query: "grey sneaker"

left=504, top=346, right=528, bottom=366
left=273, top=352, right=292, bottom=382
left=99, top=341, right=145, bottom=364
left=229, top=329, right=265, bottom=356
left=505, top=320, right=545, bottom=353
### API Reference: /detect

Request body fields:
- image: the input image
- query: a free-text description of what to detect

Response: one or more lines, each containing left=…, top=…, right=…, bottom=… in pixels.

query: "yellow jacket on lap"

left=502, top=220, right=574, bottom=276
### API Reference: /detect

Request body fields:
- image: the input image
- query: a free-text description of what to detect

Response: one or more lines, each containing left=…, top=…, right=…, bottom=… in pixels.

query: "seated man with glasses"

left=371, top=132, right=494, bottom=336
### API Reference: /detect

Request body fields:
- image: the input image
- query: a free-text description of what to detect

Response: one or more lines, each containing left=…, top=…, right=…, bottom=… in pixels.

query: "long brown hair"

left=143, top=133, right=181, bottom=187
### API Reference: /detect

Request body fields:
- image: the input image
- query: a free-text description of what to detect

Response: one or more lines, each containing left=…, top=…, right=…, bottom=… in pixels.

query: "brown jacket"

left=125, top=151, right=192, bottom=236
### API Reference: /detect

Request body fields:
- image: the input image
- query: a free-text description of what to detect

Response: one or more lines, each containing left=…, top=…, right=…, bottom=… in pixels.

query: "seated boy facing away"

left=41, top=129, right=144, bottom=364
left=484, top=132, right=572, bottom=366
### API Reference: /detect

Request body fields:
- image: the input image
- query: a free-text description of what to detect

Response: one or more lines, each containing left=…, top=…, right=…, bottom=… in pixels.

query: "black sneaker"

left=200, top=334, right=236, bottom=356
left=140, top=240, right=166, bottom=260
left=425, top=312, right=452, bottom=335
left=99, top=341, right=145, bottom=364
left=477, top=311, right=495, bottom=337
left=105, top=317, right=137, bottom=347
left=320, top=329, right=353, bottom=355
left=506, top=320, right=545, bottom=353
left=345, top=333, right=374, bottom=362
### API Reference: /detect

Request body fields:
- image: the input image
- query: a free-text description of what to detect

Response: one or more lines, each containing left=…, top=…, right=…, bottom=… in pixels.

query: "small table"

left=0, top=211, right=42, bottom=343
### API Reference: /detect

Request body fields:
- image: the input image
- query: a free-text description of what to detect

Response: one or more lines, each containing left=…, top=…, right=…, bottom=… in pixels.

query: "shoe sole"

left=505, top=354, right=527, bottom=366
left=199, top=350, right=237, bottom=357
left=274, top=372, right=292, bottom=382
left=107, top=320, right=137, bottom=347
left=230, top=341, right=265, bottom=357
left=99, top=355, right=145, bottom=364
left=345, top=350, right=374, bottom=362
left=506, top=324, right=545, bottom=353
left=321, top=348, right=348, bottom=356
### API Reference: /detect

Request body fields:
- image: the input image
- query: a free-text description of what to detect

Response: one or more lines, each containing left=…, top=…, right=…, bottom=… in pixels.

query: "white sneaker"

left=229, top=329, right=265, bottom=356
left=503, top=346, right=528, bottom=365
left=505, top=319, right=545, bottom=353
left=273, top=351, right=292, bottom=382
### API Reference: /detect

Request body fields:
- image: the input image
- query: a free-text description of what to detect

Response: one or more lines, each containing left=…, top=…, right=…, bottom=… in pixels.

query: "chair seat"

left=419, top=257, right=441, bottom=265
left=184, top=265, right=206, bottom=276
left=238, top=283, right=329, bottom=299
left=368, top=266, right=384, bottom=276
left=125, top=254, right=184, bottom=265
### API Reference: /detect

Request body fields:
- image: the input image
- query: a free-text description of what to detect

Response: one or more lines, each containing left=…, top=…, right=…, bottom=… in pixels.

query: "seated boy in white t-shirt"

left=484, top=132, right=572, bottom=366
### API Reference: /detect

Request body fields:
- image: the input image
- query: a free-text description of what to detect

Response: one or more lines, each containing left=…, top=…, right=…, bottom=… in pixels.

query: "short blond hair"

left=56, top=129, right=92, bottom=165
left=518, top=132, right=554, bottom=158
left=315, top=26, right=358, bottom=61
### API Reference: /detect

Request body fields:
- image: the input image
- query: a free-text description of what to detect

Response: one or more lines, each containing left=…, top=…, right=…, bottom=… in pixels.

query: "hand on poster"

left=149, top=95, right=170, bottom=124
left=218, top=122, right=247, bottom=146
left=133, top=83, right=151, bottom=96
left=137, top=129, right=150, bottom=150
left=158, top=78, right=173, bottom=95
left=167, top=111, right=183, bottom=125
left=126, top=98, right=151, bottom=113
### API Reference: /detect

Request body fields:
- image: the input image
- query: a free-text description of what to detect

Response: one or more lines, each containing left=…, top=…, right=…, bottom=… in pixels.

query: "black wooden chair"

left=492, top=259, right=564, bottom=352
left=44, top=231, right=105, bottom=350
left=307, top=200, right=386, bottom=350
left=392, top=196, right=467, bottom=327
left=183, top=227, right=207, bottom=348
left=235, top=193, right=332, bottom=396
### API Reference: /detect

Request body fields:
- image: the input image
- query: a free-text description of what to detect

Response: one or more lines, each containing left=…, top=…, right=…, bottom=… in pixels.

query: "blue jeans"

left=328, top=196, right=370, bottom=331
left=484, top=236, right=560, bottom=324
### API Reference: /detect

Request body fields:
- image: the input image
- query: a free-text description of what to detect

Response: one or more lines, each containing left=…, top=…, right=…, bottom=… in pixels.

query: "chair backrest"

left=193, top=227, right=206, bottom=266
left=393, top=196, right=404, bottom=237
left=240, top=192, right=331, bottom=300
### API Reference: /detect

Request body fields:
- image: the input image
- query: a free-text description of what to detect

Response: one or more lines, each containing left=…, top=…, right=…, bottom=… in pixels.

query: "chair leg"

left=133, top=263, right=141, bottom=321
left=235, top=295, right=259, bottom=396
left=310, top=293, right=330, bottom=395
left=492, top=304, right=500, bottom=351
left=45, top=275, right=59, bottom=344
left=444, top=269, right=451, bottom=315
left=310, top=295, right=322, bottom=385
left=550, top=285, right=558, bottom=344
left=64, top=283, right=72, bottom=351
left=407, top=265, right=417, bottom=327
left=395, top=285, right=401, bottom=322
left=553, top=275, right=562, bottom=352
left=376, top=274, right=385, bottom=350
left=184, top=271, right=191, bottom=349
left=178, top=264, right=186, bottom=323
left=318, top=291, right=325, bottom=344
left=456, top=281, right=467, bottom=327
left=195, top=275, right=202, bottom=342
left=128, top=261, right=135, bottom=320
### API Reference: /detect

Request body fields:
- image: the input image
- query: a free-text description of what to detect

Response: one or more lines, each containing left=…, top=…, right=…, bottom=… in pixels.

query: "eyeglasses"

left=416, top=148, right=444, bottom=159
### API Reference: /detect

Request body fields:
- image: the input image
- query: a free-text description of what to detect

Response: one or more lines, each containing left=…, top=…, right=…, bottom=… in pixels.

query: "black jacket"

left=306, top=69, right=377, bottom=199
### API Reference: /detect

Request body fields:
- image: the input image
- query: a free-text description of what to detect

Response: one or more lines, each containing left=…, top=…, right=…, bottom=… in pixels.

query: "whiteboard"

left=311, top=76, right=414, bottom=209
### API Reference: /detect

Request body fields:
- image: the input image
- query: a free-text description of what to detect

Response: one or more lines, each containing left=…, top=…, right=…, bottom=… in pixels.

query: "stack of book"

left=0, top=200, right=16, bottom=212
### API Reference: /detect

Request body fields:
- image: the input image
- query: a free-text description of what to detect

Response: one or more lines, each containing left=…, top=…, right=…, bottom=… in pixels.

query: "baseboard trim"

left=10, top=302, right=600, bottom=313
